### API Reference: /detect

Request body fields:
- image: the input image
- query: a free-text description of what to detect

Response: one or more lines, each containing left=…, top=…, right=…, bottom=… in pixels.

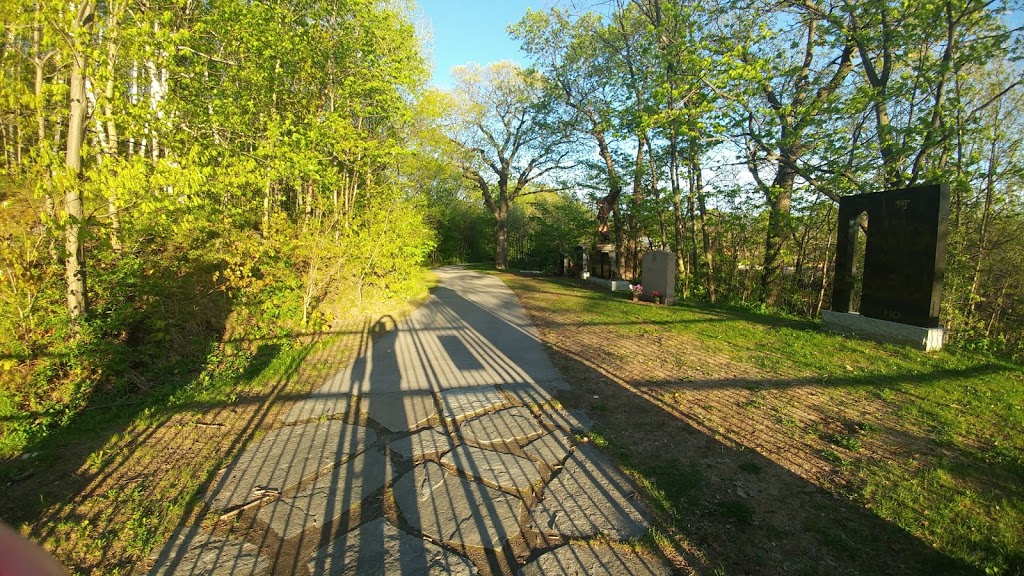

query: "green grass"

left=717, top=499, right=755, bottom=524
left=619, top=456, right=706, bottom=528
left=0, top=265, right=438, bottom=574
left=503, top=274, right=1024, bottom=574
left=829, top=433, right=863, bottom=452
left=1, top=336, right=314, bottom=565
left=739, top=461, right=763, bottom=475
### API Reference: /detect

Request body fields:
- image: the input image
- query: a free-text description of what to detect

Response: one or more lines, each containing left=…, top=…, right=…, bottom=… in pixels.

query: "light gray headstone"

left=640, top=250, right=676, bottom=304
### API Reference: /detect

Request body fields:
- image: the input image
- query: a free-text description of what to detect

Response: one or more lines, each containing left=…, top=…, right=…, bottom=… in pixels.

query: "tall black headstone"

left=574, top=245, right=589, bottom=279
left=590, top=244, right=616, bottom=280
left=832, top=184, right=950, bottom=328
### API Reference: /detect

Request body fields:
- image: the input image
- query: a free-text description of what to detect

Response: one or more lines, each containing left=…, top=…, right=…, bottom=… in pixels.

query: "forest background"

left=1, top=0, right=1022, bottom=515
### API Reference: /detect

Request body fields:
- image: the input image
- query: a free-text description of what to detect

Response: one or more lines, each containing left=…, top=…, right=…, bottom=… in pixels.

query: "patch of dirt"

left=503, top=274, right=973, bottom=576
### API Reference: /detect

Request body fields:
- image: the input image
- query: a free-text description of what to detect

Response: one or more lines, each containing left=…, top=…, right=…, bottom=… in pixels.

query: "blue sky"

left=417, top=0, right=555, bottom=88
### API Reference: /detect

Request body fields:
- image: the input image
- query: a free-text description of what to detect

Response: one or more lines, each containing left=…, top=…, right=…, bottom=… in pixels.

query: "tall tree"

left=445, top=62, right=574, bottom=269
left=515, top=7, right=669, bottom=279
left=726, top=2, right=854, bottom=306
left=62, top=0, right=95, bottom=322
left=793, top=0, right=1020, bottom=189
left=632, top=0, right=732, bottom=300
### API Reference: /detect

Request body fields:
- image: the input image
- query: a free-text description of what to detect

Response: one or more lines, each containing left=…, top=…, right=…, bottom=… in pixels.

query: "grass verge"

left=501, top=273, right=1023, bottom=575
left=0, top=271, right=436, bottom=575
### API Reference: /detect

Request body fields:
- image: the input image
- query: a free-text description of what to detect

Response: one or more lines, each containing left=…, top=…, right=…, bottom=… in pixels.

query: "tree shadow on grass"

left=144, top=267, right=680, bottom=576
left=494, top=273, right=1019, bottom=575
left=630, top=362, right=1011, bottom=391
left=542, top=345, right=984, bottom=575
left=4, top=264, right=1005, bottom=574
left=0, top=249, right=387, bottom=573
left=0, top=321, right=378, bottom=574
left=422, top=271, right=994, bottom=574
left=0, top=255, right=232, bottom=522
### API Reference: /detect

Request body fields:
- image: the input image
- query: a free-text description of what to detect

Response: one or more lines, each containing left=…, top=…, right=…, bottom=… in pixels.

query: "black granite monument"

left=590, top=244, right=615, bottom=280
left=832, top=184, right=950, bottom=328
left=573, top=245, right=589, bottom=279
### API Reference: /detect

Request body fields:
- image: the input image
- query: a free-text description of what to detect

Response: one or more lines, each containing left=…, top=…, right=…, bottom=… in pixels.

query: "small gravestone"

left=823, top=184, right=949, bottom=351
left=641, top=251, right=676, bottom=305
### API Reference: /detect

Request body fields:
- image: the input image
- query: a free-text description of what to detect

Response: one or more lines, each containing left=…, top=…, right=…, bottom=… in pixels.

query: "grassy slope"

left=0, top=271, right=437, bottom=575
left=501, top=274, right=1023, bottom=575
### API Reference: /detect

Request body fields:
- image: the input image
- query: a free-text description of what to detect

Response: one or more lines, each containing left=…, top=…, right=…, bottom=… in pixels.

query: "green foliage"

left=330, top=187, right=437, bottom=310
left=0, top=0, right=436, bottom=464
left=442, top=61, right=577, bottom=269
left=527, top=192, right=596, bottom=270
left=2, top=0, right=1023, bottom=568
left=829, top=433, right=863, bottom=452
left=428, top=198, right=494, bottom=264
left=500, top=0, right=1024, bottom=361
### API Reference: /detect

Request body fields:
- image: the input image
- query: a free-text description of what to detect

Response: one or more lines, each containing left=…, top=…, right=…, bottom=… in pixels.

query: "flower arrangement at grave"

left=652, top=291, right=662, bottom=304
left=629, top=284, right=643, bottom=302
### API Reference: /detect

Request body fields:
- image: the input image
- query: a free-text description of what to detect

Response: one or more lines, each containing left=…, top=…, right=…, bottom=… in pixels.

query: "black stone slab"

left=574, top=245, right=589, bottom=279
left=832, top=184, right=950, bottom=328
left=590, top=244, right=615, bottom=280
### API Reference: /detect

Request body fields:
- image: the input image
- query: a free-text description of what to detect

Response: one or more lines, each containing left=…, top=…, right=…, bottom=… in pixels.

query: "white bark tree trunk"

left=64, top=0, right=95, bottom=323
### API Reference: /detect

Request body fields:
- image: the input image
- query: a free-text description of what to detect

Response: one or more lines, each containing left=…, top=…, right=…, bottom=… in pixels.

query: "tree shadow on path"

left=146, top=266, right=680, bottom=575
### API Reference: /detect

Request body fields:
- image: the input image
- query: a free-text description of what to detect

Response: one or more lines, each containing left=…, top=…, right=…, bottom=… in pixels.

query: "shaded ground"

left=4, top=268, right=1020, bottom=575
left=3, top=267, right=671, bottom=575
left=0, top=327, right=369, bottom=574
left=0, top=302, right=433, bottom=575
left=500, top=272, right=1021, bottom=575
left=144, top=266, right=668, bottom=576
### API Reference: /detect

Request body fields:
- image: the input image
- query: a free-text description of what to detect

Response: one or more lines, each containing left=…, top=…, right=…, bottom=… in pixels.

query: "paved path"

left=147, top=267, right=672, bottom=575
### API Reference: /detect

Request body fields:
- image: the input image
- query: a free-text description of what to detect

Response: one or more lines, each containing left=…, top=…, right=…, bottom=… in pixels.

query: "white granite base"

left=821, top=310, right=944, bottom=352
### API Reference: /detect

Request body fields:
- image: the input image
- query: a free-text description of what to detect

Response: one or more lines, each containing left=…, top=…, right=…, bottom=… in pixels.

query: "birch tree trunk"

left=101, top=9, right=123, bottom=252
left=64, top=0, right=95, bottom=323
